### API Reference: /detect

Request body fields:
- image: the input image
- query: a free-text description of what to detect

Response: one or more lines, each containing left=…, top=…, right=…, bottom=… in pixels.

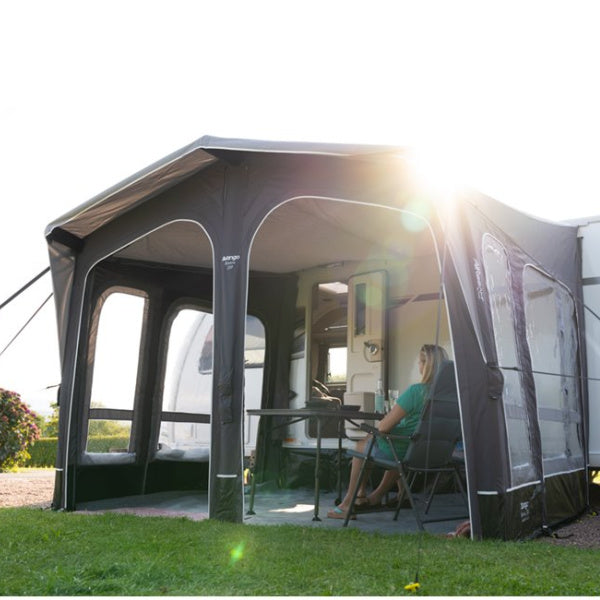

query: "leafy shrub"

left=25, top=437, right=58, bottom=467
left=41, top=402, right=59, bottom=437
left=0, top=388, right=41, bottom=471
left=24, top=435, right=132, bottom=467
left=86, top=435, right=131, bottom=453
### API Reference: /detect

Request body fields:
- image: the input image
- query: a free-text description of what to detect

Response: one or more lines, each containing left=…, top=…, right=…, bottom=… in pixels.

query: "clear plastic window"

left=245, top=315, right=266, bottom=368
left=89, top=292, right=145, bottom=411
left=159, top=308, right=265, bottom=458
left=162, top=308, right=208, bottom=414
left=523, top=266, right=584, bottom=474
left=87, top=291, right=145, bottom=454
left=86, top=420, right=132, bottom=453
left=483, top=235, right=536, bottom=487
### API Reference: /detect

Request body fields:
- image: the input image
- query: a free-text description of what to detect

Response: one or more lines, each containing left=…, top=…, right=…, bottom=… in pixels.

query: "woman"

left=327, top=343, right=449, bottom=519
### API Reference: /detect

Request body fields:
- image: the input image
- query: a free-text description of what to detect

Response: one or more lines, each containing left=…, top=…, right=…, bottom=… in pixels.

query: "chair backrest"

left=403, top=360, right=461, bottom=469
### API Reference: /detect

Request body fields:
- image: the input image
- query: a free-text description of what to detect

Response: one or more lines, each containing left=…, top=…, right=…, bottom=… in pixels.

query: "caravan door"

left=345, top=271, right=387, bottom=436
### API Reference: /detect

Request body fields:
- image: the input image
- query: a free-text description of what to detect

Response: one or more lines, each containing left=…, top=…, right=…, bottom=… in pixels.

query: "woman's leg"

left=336, top=437, right=371, bottom=511
left=366, top=469, right=399, bottom=505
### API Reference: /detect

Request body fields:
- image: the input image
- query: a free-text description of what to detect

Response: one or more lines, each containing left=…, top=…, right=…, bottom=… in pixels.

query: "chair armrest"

left=360, top=423, right=378, bottom=435
left=359, top=422, right=410, bottom=442
left=346, top=448, right=367, bottom=460
left=383, top=431, right=411, bottom=442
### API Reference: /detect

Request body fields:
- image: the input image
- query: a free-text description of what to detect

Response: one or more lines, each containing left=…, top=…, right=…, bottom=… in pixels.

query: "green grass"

left=0, top=507, right=597, bottom=596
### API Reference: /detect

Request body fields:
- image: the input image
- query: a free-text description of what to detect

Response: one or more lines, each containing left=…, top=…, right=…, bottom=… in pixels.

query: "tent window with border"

left=523, top=266, right=584, bottom=475
left=482, top=234, right=537, bottom=487
left=86, top=290, right=146, bottom=456
left=158, top=307, right=212, bottom=461
left=158, top=308, right=266, bottom=461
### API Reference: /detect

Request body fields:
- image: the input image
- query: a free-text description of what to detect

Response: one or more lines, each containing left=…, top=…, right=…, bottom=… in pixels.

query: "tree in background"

left=0, top=388, right=41, bottom=471
left=41, top=402, right=130, bottom=437
left=42, top=402, right=60, bottom=437
left=88, top=419, right=131, bottom=436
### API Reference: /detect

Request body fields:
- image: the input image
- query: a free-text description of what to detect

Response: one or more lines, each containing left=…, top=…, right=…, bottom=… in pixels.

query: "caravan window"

left=354, top=282, right=367, bottom=336
left=523, top=267, right=584, bottom=475
left=326, top=346, right=347, bottom=384
left=86, top=290, right=146, bottom=454
left=483, top=235, right=537, bottom=487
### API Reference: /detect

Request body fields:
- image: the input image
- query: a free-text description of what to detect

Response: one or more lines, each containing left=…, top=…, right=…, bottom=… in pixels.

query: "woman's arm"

left=377, top=403, right=406, bottom=433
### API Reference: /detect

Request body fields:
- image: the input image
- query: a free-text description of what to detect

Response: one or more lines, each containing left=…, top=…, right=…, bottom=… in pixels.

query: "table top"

left=247, top=407, right=383, bottom=420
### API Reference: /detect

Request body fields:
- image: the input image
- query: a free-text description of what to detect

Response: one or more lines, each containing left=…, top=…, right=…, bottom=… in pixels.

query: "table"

left=246, top=407, right=383, bottom=521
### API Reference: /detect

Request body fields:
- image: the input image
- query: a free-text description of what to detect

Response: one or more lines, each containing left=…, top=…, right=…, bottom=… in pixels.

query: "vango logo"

left=222, top=255, right=241, bottom=270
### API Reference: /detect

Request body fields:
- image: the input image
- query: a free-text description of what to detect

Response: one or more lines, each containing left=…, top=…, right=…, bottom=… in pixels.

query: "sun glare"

left=408, top=145, right=465, bottom=200
left=404, top=145, right=465, bottom=226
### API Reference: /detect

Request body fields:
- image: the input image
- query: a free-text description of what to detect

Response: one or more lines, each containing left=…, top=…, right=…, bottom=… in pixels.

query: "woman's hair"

left=420, top=344, right=449, bottom=384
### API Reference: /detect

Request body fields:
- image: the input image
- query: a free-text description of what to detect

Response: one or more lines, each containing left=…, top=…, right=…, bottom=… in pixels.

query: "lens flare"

left=406, top=145, right=462, bottom=223
left=400, top=197, right=431, bottom=232
left=229, top=541, right=246, bottom=565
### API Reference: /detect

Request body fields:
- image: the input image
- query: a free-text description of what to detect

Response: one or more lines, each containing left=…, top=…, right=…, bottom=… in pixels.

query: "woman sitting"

left=328, top=343, right=448, bottom=519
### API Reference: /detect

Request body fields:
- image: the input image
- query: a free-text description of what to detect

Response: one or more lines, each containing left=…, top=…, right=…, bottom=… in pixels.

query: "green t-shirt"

left=376, top=382, right=428, bottom=460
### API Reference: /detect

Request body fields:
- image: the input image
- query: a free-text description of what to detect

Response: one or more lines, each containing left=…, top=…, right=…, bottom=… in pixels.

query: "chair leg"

left=393, top=486, right=403, bottom=521
left=393, top=472, right=424, bottom=531
left=454, top=466, right=468, bottom=506
left=393, top=471, right=417, bottom=520
left=396, top=470, right=424, bottom=531
left=424, top=472, right=442, bottom=515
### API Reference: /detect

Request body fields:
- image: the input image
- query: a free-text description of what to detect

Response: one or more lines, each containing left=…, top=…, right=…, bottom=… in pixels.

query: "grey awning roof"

left=45, top=135, right=404, bottom=241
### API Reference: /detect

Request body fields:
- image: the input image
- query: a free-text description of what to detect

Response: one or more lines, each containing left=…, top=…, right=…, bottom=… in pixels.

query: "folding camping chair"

left=343, top=359, right=468, bottom=530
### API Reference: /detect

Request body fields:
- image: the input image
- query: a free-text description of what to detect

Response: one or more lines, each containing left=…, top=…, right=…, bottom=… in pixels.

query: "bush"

left=24, top=435, right=132, bottom=467
left=25, top=437, right=58, bottom=467
left=41, top=402, right=59, bottom=437
left=86, top=435, right=131, bottom=453
left=0, top=388, right=41, bottom=471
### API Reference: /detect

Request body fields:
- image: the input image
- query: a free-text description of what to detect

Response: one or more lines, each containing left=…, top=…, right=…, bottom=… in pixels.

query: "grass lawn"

left=0, top=507, right=596, bottom=596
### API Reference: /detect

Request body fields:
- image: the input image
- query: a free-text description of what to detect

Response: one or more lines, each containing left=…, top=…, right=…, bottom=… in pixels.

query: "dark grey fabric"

left=45, top=136, right=587, bottom=539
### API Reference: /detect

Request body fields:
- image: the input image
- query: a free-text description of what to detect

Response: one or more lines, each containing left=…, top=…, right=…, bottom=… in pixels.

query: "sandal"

left=327, top=506, right=356, bottom=520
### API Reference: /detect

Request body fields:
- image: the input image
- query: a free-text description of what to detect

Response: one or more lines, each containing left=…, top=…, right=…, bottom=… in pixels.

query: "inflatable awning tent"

left=45, top=135, right=588, bottom=540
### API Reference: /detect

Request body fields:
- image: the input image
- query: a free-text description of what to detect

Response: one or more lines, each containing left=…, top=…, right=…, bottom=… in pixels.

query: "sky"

left=2, top=0, right=600, bottom=416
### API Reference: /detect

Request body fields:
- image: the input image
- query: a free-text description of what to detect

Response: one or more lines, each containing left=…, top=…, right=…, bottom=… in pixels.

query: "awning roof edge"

left=44, top=135, right=408, bottom=241
left=44, top=139, right=217, bottom=240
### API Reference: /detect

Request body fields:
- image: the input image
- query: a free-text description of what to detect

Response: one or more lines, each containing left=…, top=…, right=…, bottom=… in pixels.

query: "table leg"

left=313, top=417, right=322, bottom=521
left=247, top=465, right=257, bottom=515
left=246, top=416, right=260, bottom=515
left=336, top=416, right=343, bottom=504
